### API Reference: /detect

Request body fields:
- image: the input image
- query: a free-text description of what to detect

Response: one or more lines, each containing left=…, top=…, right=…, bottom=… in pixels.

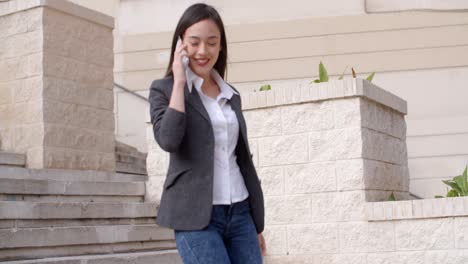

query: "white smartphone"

left=178, top=37, right=189, bottom=70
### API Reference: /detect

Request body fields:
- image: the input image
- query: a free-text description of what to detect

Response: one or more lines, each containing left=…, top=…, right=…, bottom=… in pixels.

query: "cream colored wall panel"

left=114, top=70, right=164, bottom=91
left=68, top=0, right=118, bottom=17
left=409, top=155, right=468, bottom=180
left=372, top=67, right=468, bottom=120
left=229, top=24, right=468, bottom=63
left=115, top=32, right=173, bottom=53
left=115, top=24, right=468, bottom=73
left=227, top=45, right=468, bottom=83
left=115, top=11, right=468, bottom=53
left=410, top=178, right=452, bottom=198
left=408, top=116, right=468, bottom=137
left=115, top=50, right=169, bottom=73
left=366, top=0, right=468, bottom=13
left=407, top=133, right=468, bottom=158
left=117, top=0, right=364, bottom=35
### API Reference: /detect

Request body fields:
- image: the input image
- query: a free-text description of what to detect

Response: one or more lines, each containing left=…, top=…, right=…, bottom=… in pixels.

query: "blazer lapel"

left=230, top=94, right=249, bottom=149
left=185, top=85, right=211, bottom=123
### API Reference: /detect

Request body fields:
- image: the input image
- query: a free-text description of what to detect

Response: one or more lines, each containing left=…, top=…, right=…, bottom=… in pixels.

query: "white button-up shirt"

left=186, top=67, right=249, bottom=205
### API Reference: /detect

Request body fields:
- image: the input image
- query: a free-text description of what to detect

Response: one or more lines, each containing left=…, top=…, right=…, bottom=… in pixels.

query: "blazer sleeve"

left=148, top=79, right=186, bottom=153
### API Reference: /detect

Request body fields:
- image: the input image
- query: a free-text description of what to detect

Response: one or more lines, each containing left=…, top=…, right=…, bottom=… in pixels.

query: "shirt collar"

left=186, top=66, right=238, bottom=100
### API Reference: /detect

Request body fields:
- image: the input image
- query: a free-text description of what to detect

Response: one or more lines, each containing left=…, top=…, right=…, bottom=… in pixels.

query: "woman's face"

left=183, top=19, right=221, bottom=78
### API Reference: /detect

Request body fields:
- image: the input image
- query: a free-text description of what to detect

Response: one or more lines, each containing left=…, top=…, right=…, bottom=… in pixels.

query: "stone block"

left=362, top=128, right=406, bottom=165
left=455, top=218, right=468, bottom=249
left=284, top=162, right=336, bottom=194
left=424, top=249, right=468, bottom=264
left=243, top=107, right=282, bottom=138
left=41, top=147, right=115, bottom=172
left=308, top=130, right=342, bottom=162
left=43, top=99, right=114, bottom=131
left=336, top=159, right=365, bottom=190
left=287, top=224, right=339, bottom=254
left=265, top=195, right=311, bottom=224
left=334, top=127, right=364, bottom=160
left=259, top=134, right=308, bottom=166
left=395, top=218, right=454, bottom=251
left=333, top=97, right=361, bottom=129
left=0, top=82, right=12, bottom=105
left=43, top=124, right=114, bottom=153
left=258, top=166, right=284, bottom=195
left=363, top=159, right=408, bottom=191
left=146, top=138, right=169, bottom=176
left=338, top=221, right=394, bottom=253
left=0, top=11, right=28, bottom=38
left=0, top=151, right=26, bottom=166
left=13, top=76, right=42, bottom=103
left=263, top=225, right=287, bottom=255
left=367, top=251, right=425, bottom=264
left=145, top=176, right=164, bottom=203
left=281, top=101, right=334, bottom=134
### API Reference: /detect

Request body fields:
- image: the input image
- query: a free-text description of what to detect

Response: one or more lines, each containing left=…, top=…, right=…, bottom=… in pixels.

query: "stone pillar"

left=0, top=0, right=115, bottom=171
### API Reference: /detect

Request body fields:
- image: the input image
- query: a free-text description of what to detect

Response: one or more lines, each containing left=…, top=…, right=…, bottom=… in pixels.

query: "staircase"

left=0, top=149, right=181, bottom=263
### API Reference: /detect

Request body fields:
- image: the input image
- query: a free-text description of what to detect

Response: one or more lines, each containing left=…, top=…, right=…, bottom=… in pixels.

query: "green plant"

left=388, top=192, right=396, bottom=201
left=259, top=84, right=271, bottom=91
left=311, top=61, right=375, bottom=83
left=435, top=165, right=468, bottom=198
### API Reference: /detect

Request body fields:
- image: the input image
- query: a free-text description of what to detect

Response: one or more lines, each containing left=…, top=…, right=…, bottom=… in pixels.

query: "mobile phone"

left=178, top=37, right=189, bottom=69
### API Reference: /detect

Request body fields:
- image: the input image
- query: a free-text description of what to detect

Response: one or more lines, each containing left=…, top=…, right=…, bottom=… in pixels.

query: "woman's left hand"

left=258, top=233, right=266, bottom=256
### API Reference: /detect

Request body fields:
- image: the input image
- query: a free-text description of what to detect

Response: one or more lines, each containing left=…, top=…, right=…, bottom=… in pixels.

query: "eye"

left=190, top=42, right=199, bottom=46
left=208, top=42, right=217, bottom=46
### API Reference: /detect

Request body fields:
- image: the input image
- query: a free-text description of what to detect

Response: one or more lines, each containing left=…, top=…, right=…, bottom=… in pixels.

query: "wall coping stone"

left=0, top=0, right=114, bottom=28
left=144, top=78, right=407, bottom=124
left=366, top=197, right=468, bottom=221
left=241, top=78, right=407, bottom=114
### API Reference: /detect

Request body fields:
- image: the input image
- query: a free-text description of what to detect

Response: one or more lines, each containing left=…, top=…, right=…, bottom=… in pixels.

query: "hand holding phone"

left=173, top=37, right=189, bottom=84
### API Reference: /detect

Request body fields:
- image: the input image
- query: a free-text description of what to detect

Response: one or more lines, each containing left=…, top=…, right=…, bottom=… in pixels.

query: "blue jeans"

left=174, top=199, right=262, bottom=264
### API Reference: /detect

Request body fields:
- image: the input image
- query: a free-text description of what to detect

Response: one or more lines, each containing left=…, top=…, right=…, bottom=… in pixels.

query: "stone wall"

left=146, top=79, right=468, bottom=263
left=0, top=0, right=115, bottom=171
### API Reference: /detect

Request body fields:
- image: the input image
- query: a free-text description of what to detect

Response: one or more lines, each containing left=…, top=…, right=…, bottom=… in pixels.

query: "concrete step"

left=0, top=166, right=148, bottom=182
left=0, top=194, right=143, bottom=202
left=1, top=250, right=181, bottom=264
left=0, top=224, right=174, bottom=258
left=0, top=152, right=26, bottom=167
left=0, top=178, right=145, bottom=202
left=116, top=152, right=147, bottom=164
left=116, top=162, right=147, bottom=175
left=0, top=201, right=158, bottom=220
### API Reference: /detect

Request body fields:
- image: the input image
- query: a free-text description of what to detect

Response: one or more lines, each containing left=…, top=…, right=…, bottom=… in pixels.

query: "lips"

left=194, top=58, right=209, bottom=67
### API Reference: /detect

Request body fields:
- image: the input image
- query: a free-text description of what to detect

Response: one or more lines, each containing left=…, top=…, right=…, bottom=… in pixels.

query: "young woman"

left=148, top=3, right=266, bottom=264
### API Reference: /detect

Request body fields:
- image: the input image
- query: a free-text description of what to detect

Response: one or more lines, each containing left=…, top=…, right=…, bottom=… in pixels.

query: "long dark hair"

left=165, top=3, right=228, bottom=79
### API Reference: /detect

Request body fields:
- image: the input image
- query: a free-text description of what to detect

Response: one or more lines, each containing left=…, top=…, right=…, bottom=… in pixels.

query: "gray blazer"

left=149, top=76, right=265, bottom=234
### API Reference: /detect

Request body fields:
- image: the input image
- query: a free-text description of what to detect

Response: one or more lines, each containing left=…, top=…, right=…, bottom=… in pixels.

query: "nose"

left=197, top=43, right=207, bottom=55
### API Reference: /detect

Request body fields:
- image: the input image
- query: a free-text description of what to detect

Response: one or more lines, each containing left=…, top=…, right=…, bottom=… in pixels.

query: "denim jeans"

left=174, top=199, right=262, bottom=264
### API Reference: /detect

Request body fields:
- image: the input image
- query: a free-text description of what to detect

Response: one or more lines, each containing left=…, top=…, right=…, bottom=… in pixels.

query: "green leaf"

left=442, top=180, right=462, bottom=193
left=259, top=84, right=271, bottom=91
left=388, top=192, right=396, bottom=201
left=366, top=72, right=376, bottom=82
left=319, top=61, right=329, bottom=82
left=338, top=66, right=348, bottom=80
left=313, top=79, right=321, bottom=83
left=434, top=195, right=445, bottom=198
left=447, top=189, right=459, bottom=197
left=454, top=175, right=468, bottom=195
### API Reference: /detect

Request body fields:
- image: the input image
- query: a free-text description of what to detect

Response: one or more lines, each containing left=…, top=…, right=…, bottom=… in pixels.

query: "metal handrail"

left=114, top=83, right=149, bottom=103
